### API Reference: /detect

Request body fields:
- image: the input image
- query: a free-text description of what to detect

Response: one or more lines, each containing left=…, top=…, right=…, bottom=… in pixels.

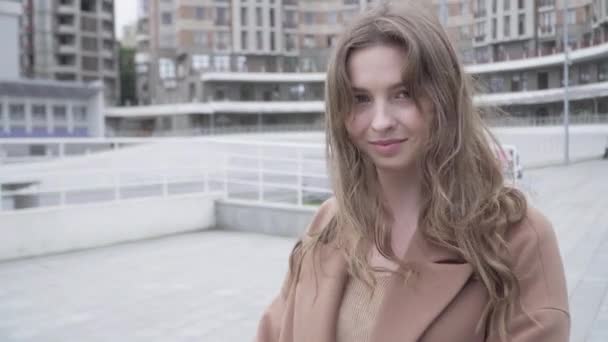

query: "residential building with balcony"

left=110, top=0, right=608, bottom=137
left=19, top=0, right=119, bottom=105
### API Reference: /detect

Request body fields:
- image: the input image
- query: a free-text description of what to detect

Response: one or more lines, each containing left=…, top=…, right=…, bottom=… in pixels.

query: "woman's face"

left=345, top=44, right=431, bottom=173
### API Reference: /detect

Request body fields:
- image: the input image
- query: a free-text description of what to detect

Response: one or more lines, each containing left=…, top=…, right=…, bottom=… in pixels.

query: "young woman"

left=256, top=2, right=569, bottom=342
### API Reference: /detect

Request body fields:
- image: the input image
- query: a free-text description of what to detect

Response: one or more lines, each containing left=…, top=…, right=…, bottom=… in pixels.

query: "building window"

left=303, top=34, right=315, bottom=48
left=82, top=37, right=98, bottom=51
left=475, top=21, right=486, bottom=41
left=256, top=31, right=263, bottom=50
left=194, top=31, right=209, bottom=48
left=215, top=31, right=231, bottom=51
left=237, top=56, right=247, bottom=71
left=538, top=72, right=548, bottom=89
left=240, top=84, right=254, bottom=101
left=32, top=105, right=46, bottom=122
left=213, top=55, right=230, bottom=71
left=195, top=7, right=206, bottom=20
left=74, top=106, right=87, bottom=123
left=511, top=74, right=521, bottom=91
left=192, top=54, right=210, bottom=70
left=269, top=8, right=275, bottom=26
left=492, top=18, right=497, bottom=39
left=53, top=105, right=67, bottom=123
left=489, top=76, right=504, bottom=92
left=567, top=9, right=576, bottom=25
left=328, top=11, right=338, bottom=25
left=492, top=0, right=497, bottom=13
left=241, top=7, right=248, bottom=26
left=504, top=0, right=510, bottom=10
left=241, top=30, right=248, bottom=50
left=518, top=0, right=524, bottom=9
left=599, top=61, right=608, bottom=81
left=215, top=7, right=229, bottom=25
left=283, top=10, right=297, bottom=28
left=162, top=12, right=172, bottom=25
left=460, top=1, right=468, bottom=15
left=215, top=89, right=226, bottom=101
left=256, top=7, right=263, bottom=26
left=159, top=58, right=176, bottom=79
left=504, top=15, right=510, bottom=37
left=303, top=12, right=314, bottom=25
left=285, top=33, right=296, bottom=51
left=579, top=64, right=591, bottom=84
left=9, top=104, right=25, bottom=122
left=82, top=56, right=99, bottom=71
left=518, top=14, right=525, bottom=35
left=270, top=31, right=276, bottom=51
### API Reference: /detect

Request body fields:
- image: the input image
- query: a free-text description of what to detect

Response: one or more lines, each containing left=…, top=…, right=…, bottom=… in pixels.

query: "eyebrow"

left=351, top=82, right=407, bottom=92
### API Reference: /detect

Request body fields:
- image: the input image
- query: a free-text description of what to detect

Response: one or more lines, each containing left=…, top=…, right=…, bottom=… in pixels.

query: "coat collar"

left=293, top=227, right=474, bottom=342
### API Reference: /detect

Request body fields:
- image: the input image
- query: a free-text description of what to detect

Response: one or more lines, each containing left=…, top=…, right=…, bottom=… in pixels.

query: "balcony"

left=101, top=49, right=114, bottom=58
left=57, top=24, right=76, bottom=34
left=474, top=9, right=487, bottom=18
left=57, top=5, right=77, bottom=14
left=538, top=25, right=556, bottom=38
left=136, top=33, right=149, bottom=43
left=58, top=44, right=77, bottom=54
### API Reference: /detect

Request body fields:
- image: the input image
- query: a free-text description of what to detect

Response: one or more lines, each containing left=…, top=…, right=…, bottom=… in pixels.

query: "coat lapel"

left=292, top=229, right=474, bottom=342
left=371, top=230, right=474, bottom=341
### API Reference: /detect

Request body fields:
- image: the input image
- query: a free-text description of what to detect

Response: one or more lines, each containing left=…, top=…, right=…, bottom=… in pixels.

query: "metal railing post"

left=297, top=149, right=303, bottom=206
left=258, top=146, right=264, bottom=202
left=114, top=170, right=121, bottom=201
left=162, top=170, right=168, bottom=197
left=222, top=154, right=229, bottom=199
left=59, top=177, right=66, bottom=207
left=58, top=142, right=65, bottom=159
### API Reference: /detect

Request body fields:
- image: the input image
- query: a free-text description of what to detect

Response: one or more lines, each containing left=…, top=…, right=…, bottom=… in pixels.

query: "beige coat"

left=255, top=199, right=569, bottom=342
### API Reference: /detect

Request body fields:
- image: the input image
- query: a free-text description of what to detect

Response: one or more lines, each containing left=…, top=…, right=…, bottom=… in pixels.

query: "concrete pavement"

left=1, top=159, right=607, bottom=341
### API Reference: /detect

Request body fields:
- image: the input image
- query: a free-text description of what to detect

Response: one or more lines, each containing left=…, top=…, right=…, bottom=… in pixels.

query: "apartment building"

left=19, top=0, right=119, bottom=105
left=110, top=0, right=608, bottom=137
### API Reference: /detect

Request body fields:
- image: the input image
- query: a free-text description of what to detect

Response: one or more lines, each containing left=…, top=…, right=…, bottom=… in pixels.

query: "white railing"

left=484, top=113, right=608, bottom=127
left=2, top=130, right=607, bottom=213
left=106, top=123, right=325, bottom=138
left=0, top=140, right=332, bottom=213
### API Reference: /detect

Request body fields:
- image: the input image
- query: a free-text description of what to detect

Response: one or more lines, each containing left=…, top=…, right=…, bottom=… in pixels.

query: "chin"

left=372, top=158, right=416, bottom=172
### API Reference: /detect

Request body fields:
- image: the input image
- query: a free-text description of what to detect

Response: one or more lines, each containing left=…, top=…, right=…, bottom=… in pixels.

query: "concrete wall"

left=0, top=193, right=218, bottom=261
left=493, top=125, right=608, bottom=168
left=215, top=200, right=317, bottom=238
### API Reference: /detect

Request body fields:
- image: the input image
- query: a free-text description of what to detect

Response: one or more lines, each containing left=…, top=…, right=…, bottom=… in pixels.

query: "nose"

left=370, top=101, right=396, bottom=132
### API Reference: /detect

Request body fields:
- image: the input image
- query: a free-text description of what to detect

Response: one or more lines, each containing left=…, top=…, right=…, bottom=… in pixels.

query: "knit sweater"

left=336, top=273, right=393, bottom=342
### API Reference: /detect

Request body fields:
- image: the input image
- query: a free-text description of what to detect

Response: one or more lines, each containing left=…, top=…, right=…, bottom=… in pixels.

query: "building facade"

left=19, top=0, right=119, bottom=105
left=0, top=0, right=22, bottom=79
left=109, top=0, right=608, bottom=136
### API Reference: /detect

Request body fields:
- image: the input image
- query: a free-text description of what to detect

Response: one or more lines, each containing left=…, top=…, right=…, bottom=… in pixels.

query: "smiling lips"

left=369, top=138, right=408, bottom=146
left=369, top=138, right=408, bottom=156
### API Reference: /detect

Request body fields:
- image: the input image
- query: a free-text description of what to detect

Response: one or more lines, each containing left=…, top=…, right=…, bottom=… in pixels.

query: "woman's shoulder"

left=304, top=197, right=338, bottom=237
left=505, top=205, right=569, bottom=313
left=505, top=205, right=559, bottom=258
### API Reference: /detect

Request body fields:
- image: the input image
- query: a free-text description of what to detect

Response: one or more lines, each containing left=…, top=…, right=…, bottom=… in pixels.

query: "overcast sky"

left=114, top=1, right=138, bottom=40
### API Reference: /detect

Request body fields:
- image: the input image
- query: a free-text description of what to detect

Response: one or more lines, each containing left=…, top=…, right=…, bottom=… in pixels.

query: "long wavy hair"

left=287, top=2, right=528, bottom=341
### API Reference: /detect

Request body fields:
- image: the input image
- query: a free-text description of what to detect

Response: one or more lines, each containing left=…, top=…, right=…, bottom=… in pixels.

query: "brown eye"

left=353, top=94, right=370, bottom=104
left=395, top=89, right=410, bottom=99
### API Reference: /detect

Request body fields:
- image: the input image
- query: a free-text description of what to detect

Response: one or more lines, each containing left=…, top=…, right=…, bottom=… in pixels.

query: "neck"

left=376, top=165, right=423, bottom=226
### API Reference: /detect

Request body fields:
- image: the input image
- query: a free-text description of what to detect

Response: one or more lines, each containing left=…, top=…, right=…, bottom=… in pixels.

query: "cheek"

left=345, top=113, right=369, bottom=137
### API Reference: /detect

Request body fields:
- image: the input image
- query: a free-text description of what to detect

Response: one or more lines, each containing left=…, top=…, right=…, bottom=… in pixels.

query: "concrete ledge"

left=0, top=193, right=219, bottom=261
left=215, top=199, right=318, bottom=237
